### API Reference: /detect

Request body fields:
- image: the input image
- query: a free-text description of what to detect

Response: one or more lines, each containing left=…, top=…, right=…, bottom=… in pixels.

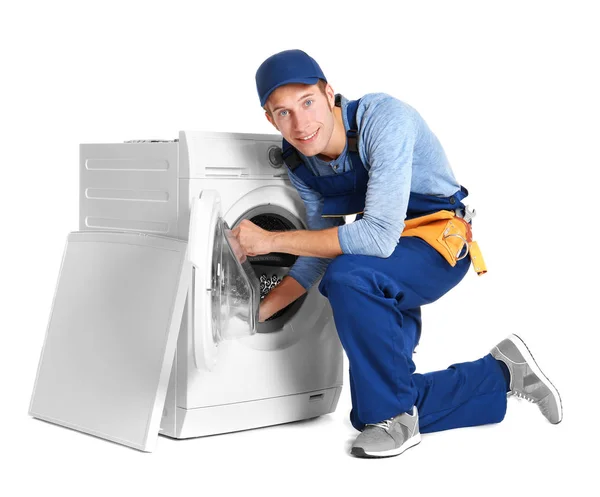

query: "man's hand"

left=231, top=220, right=273, bottom=256
left=258, top=276, right=306, bottom=322
left=232, top=219, right=343, bottom=259
left=258, top=303, right=271, bottom=323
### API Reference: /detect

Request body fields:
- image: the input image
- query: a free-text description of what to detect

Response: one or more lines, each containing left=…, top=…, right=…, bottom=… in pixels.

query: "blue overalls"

left=283, top=96, right=509, bottom=433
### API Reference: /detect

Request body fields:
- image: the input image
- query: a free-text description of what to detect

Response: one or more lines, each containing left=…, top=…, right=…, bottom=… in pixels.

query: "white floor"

left=11, top=336, right=587, bottom=497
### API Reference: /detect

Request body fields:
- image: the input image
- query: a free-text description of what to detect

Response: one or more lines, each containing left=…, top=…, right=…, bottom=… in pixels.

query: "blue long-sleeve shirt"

left=286, top=93, right=462, bottom=290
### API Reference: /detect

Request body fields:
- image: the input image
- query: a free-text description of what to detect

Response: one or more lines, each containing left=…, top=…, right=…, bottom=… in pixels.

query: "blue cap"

left=255, top=49, right=327, bottom=107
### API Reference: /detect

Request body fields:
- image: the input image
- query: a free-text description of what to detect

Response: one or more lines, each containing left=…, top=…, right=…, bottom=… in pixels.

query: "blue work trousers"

left=319, top=237, right=508, bottom=433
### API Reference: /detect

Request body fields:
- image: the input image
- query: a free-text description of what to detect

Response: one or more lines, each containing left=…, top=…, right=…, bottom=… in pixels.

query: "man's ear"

left=325, top=83, right=335, bottom=109
left=265, top=111, right=279, bottom=131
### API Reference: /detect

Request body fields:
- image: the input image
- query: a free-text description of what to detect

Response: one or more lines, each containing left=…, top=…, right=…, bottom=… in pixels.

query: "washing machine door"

left=188, top=190, right=261, bottom=371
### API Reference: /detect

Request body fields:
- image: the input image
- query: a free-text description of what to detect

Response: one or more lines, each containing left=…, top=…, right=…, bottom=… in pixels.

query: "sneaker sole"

left=504, top=333, right=563, bottom=424
left=351, top=433, right=421, bottom=458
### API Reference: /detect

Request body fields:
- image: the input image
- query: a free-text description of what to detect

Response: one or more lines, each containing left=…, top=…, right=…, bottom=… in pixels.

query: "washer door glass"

left=212, top=219, right=260, bottom=341
left=190, top=190, right=261, bottom=371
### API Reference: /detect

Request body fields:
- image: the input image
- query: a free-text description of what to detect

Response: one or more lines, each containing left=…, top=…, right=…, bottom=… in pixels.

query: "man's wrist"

left=268, top=231, right=283, bottom=253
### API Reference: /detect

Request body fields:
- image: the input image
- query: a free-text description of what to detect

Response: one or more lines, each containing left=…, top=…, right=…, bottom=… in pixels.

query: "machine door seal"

left=29, top=231, right=190, bottom=452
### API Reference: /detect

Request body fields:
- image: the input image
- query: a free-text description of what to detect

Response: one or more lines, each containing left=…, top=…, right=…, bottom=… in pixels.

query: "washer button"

left=268, top=146, right=283, bottom=168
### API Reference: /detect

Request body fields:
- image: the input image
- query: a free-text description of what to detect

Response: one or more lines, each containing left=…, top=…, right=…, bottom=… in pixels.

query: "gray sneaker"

left=351, top=407, right=421, bottom=458
left=491, top=334, right=563, bottom=424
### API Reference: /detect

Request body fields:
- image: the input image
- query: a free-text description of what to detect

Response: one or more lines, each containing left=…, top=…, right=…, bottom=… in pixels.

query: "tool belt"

left=401, top=210, right=487, bottom=275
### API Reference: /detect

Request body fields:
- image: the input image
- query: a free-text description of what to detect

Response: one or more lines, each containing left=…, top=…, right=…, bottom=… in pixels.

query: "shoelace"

left=366, top=419, right=393, bottom=430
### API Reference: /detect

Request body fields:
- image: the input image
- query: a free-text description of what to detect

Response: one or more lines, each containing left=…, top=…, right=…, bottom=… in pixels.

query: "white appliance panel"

left=29, top=231, right=190, bottom=452
left=79, top=142, right=179, bottom=236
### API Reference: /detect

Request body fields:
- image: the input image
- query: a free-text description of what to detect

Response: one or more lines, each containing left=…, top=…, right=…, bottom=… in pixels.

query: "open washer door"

left=188, top=190, right=260, bottom=371
left=29, top=231, right=191, bottom=452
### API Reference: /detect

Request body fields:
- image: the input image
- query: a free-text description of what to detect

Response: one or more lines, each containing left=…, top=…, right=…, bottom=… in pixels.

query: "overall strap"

left=281, top=137, right=302, bottom=172
left=340, top=94, right=360, bottom=153
left=341, top=97, right=365, bottom=182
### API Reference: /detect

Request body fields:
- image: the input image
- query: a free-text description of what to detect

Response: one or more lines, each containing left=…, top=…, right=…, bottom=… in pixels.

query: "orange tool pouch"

left=401, top=210, right=487, bottom=275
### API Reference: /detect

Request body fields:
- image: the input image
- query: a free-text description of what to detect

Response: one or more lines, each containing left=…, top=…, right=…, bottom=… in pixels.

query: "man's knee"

left=319, top=254, right=361, bottom=295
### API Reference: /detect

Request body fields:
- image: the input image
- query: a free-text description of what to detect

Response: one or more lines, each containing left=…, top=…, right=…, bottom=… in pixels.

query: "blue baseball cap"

left=255, top=49, right=327, bottom=107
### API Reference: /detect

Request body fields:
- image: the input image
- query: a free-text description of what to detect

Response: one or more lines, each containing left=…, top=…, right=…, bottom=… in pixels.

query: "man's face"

left=265, top=82, right=335, bottom=157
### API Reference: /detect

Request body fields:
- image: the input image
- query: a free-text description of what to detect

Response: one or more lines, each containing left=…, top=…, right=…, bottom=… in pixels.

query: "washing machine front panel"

left=181, top=178, right=341, bottom=409
left=179, top=130, right=284, bottom=180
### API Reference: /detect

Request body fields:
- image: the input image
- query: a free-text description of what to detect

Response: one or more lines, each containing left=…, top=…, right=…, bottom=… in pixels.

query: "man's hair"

left=264, top=79, right=329, bottom=116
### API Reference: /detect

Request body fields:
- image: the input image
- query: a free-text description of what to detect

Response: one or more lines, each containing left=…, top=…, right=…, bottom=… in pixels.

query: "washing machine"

left=29, top=130, right=344, bottom=452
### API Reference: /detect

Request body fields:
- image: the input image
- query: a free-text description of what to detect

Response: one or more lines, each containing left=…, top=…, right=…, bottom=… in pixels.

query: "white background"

left=2, top=0, right=597, bottom=495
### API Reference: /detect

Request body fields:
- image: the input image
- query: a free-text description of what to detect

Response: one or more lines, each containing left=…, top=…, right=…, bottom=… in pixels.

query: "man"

left=232, top=49, right=562, bottom=458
